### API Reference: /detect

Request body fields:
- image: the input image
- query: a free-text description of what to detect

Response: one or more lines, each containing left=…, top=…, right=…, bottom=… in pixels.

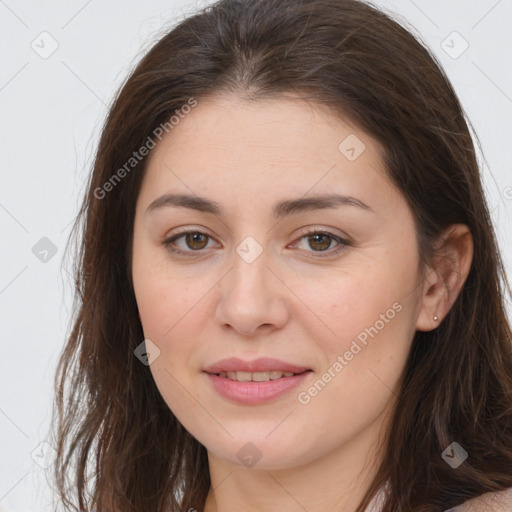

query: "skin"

left=131, top=93, right=473, bottom=512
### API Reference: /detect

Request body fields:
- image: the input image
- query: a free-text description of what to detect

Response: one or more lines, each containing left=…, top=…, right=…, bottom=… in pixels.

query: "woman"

left=50, top=0, right=512, bottom=510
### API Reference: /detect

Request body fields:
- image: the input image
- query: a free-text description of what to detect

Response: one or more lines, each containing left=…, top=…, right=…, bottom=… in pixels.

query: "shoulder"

left=448, top=487, right=512, bottom=511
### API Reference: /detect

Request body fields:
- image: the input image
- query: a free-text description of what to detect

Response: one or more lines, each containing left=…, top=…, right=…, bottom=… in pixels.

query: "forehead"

left=138, top=93, right=399, bottom=214
left=149, top=93, right=375, bottom=161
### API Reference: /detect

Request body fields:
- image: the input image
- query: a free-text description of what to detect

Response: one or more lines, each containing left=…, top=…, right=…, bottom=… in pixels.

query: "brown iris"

left=185, top=232, right=209, bottom=250
left=307, top=233, right=332, bottom=251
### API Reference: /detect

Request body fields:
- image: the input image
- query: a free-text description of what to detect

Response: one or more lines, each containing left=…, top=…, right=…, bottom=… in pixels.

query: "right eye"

left=162, top=231, right=218, bottom=257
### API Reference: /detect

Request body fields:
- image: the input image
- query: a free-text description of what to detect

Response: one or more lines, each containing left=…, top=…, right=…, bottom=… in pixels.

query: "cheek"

left=290, top=272, right=414, bottom=452
left=135, top=274, right=211, bottom=391
left=132, top=247, right=212, bottom=343
left=137, top=279, right=191, bottom=339
left=300, top=255, right=419, bottom=419
left=133, top=269, right=212, bottom=432
left=131, top=248, right=214, bottom=407
left=313, top=265, right=411, bottom=351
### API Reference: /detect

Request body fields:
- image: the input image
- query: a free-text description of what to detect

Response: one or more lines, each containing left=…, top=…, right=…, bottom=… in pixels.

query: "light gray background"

left=1, top=1, right=511, bottom=511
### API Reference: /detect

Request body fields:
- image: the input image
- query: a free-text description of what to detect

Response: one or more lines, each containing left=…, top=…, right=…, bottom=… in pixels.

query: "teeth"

left=235, top=371, right=252, bottom=381
left=217, top=370, right=298, bottom=381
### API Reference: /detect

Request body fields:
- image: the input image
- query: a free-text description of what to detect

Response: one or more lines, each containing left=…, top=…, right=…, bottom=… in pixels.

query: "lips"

left=203, top=357, right=312, bottom=404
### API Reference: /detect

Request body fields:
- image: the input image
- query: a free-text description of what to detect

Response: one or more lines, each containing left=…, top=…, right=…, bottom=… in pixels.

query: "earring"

left=433, top=315, right=438, bottom=321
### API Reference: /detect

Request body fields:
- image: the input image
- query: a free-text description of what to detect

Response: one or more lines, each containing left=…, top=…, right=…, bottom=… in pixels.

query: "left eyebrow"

left=145, top=193, right=376, bottom=218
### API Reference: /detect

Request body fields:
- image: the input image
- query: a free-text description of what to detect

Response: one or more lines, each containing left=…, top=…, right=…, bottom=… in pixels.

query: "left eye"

left=162, top=229, right=349, bottom=258
left=293, top=232, right=340, bottom=252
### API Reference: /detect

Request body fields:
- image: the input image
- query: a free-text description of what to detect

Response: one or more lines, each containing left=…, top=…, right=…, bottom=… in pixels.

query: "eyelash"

left=161, top=227, right=351, bottom=259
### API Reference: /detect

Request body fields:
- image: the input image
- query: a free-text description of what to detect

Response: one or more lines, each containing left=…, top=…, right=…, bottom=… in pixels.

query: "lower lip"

left=205, top=372, right=311, bottom=405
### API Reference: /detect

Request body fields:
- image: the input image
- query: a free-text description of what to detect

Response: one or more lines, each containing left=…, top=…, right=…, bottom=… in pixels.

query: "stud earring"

left=433, top=315, right=438, bottom=321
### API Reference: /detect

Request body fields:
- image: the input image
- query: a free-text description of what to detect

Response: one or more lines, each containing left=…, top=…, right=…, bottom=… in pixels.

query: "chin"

left=200, top=431, right=318, bottom=471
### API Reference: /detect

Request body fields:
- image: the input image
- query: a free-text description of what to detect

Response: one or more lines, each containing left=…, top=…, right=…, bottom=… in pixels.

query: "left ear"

left=415, top=224, right=473, bottom=332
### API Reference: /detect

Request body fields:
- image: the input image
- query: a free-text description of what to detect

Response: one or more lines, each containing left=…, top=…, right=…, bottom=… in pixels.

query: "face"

left=131, top=94, right=426, bottom=471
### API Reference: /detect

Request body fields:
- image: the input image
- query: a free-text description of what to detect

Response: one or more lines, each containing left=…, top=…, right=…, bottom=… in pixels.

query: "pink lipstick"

left=204, top=357, right=312, bottom=405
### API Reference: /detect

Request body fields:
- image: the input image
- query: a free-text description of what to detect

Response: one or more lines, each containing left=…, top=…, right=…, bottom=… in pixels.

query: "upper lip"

left=204, top=357, right=311, bottom=374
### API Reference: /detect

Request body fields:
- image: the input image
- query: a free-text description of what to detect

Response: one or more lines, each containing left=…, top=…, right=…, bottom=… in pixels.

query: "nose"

left=213, top=242, right=289, bottom=337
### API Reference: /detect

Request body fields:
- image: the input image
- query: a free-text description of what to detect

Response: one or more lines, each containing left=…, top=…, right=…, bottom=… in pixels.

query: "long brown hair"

left=49, top=0, right=512, bottom=510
